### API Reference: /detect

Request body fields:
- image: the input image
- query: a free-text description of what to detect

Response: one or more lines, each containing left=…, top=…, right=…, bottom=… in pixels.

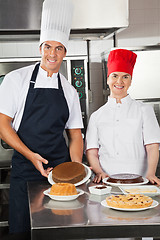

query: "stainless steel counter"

left=28, top=181, right=160, bottom=240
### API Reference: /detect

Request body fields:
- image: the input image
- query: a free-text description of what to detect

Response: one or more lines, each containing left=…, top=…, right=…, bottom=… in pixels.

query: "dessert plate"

left=43, top=188, right=84, bottom=201
left=101, top=199, right=159, bottom=211
left=48, top=164, right=92, bottom=186
left=102, top=177, right=149, bottom=186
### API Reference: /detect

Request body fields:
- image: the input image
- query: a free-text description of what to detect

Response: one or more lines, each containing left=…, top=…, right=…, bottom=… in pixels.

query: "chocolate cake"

left=52, top=162, right=86, bottom=184
left=96, top=186, right=107, bottom=189
left=107, top=173, right=144, bottom=184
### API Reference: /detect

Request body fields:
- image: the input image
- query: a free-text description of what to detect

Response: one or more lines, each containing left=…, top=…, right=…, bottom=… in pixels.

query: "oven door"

left=0, top=140, right=13, bottom=167
left=0, top=75, right=14, bottom=167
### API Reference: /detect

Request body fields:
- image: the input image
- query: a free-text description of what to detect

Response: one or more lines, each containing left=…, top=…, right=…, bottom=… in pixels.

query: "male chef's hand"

left=146, top=174, right=160, bottom=186
left=30, top=153, right=53, bottom=178
left=93, top=172, right=108, bottom=183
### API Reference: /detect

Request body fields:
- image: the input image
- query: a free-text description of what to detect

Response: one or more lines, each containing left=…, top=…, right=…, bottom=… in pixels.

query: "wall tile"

left=1, top=43, right=17, bottom=57
left=129, top=9, right=145, bottom=24
left=31, top=42, right=40, bottom=57
left=144, top=9, right=159, bottom=24
left=16, top=42, right=32, bottom=57
left=0, top=44, right=3, bottom=57
left=67, top=40, right=87, bottom=56
left=129, top=0, right=159, bottom=10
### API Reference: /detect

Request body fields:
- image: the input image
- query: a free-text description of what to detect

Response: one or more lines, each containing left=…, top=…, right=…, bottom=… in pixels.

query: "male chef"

left=0, top=0, right=83, bottom=238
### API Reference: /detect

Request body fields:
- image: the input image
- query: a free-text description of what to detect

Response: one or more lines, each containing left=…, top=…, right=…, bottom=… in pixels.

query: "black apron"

left=9, top=63, right=70, bottom=233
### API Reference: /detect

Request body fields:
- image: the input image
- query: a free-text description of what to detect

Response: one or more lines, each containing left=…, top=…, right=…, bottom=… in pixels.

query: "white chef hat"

left=39, top=0, right=74, bottom=49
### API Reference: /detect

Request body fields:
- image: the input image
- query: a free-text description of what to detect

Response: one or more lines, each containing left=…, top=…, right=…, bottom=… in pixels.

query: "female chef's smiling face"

left=107, top=72, right=132, bottom=102
left=40, top=41, right=66, bottom=77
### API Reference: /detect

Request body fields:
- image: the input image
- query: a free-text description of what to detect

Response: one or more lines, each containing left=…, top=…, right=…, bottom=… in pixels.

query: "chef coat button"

left=116, top=119, right=119, bottom=122
left=117, top=152, right=119, bottom=155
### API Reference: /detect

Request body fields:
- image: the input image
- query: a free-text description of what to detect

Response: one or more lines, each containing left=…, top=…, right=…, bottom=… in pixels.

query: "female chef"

left=0, top=0, right=83, bottom=238
left=86, top=49, right=160, bottom=185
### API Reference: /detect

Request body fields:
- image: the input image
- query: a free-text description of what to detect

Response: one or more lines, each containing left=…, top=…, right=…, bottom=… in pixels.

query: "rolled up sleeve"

left=142, top=104, right=160, bottom=146
left=85, top=113, right=99, bottom=150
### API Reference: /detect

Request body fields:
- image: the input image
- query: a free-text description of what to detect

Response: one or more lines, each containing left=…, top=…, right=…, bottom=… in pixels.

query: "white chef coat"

left=86, top=95, right=160, bottom=176
left=0, top=63, right=83, bottom=131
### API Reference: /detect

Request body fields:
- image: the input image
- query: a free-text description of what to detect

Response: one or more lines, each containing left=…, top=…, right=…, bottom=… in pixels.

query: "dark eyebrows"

left=42, top=43, right=66, bottom=52
left=56, top=45, right=64, bottom=49
left=111, top=73, right=130, bottom=77
left=44, top=44, right=64, bottom=49
left=44, top=43, right=51, bottom=47
left=111, top=73, right=118, bottom=76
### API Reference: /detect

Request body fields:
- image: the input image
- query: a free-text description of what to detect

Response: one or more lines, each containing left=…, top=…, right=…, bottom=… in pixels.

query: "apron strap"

left=57, top=73, right=65, bottom=97
left=58, top=73, right=63, bottom=90
left=29, top=63, right=40, bottom=89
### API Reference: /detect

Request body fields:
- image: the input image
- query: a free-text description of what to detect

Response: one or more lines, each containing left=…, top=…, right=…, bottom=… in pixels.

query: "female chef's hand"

left=30, top=153, right=53, bottom=178
left=93, top=172, right=108, bottom=183
left=146, top=174, right=160, bottom=186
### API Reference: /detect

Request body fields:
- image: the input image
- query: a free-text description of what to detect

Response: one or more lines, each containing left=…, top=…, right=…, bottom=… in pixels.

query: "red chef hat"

left=107, top=49, right=137, bottom=77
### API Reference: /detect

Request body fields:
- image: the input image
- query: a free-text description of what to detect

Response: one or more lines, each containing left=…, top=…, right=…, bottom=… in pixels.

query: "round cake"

left=50, top=183, right=78, bottom=196
left=52, top=162, right=86, bottom=184
left=106, top=194, right=153, bottom=209
left=107, top=173, right=144, bottom=184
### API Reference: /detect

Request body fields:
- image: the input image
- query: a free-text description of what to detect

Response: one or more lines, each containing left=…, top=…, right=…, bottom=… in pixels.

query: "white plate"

left=48, top=163, right=92, bottom=186
left=101, top=199, right=159, bottom=211
left=102, top=177, right=149, bottom=186
left=119, top=185, right=160, bottom=196
left=43, top=188, right=84, bottom=201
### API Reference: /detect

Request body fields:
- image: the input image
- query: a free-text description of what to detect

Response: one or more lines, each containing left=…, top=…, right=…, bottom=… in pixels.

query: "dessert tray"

left=43, top=188, right=84, bottom=201
left=102, top=177, right=149, bottom=186
left=119, top=185, right=160, bottom=196
left=48, top=164, right=92, bottom=186
left=101, top=199, right=159, bottom=211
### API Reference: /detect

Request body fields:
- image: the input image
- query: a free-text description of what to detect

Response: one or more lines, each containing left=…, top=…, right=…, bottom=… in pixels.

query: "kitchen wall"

left=90, top=0, right=160, bottom=61
left=118, top=0, right=160, bottom=47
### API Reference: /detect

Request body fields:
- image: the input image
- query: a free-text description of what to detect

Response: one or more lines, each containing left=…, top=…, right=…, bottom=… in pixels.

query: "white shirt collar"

left=107, top=95, right=132, bottom=106
left=39, top=65, right=58, bottom=80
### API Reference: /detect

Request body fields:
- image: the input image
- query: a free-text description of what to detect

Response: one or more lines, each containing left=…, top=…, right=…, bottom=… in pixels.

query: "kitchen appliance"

left=0, top=0, right=128, bottom=41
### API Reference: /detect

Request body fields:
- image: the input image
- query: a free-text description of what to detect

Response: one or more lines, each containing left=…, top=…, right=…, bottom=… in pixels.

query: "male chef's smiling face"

left=107, top=72, right=132, bottom=100
left=40, top=41, right=66, bottom=77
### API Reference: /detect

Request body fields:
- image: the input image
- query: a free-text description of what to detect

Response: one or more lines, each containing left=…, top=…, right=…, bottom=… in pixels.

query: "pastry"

left=106, top=194, right=153, bottom=209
